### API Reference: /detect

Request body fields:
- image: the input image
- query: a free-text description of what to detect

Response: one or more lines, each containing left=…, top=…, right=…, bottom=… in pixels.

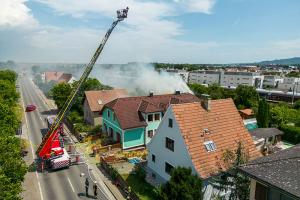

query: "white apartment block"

left=277, top=77, right=300, bottom=92
left=165, top=69, right=189, bottom=83
left=262, top=75, right=283, bottom=88
left=220, top=72, right=264, bottom=88
left=189, top=71, right=220, bottom=85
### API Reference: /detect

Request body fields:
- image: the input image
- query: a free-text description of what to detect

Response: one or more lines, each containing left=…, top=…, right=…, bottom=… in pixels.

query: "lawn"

left=122, top=173, right=157, bottom=200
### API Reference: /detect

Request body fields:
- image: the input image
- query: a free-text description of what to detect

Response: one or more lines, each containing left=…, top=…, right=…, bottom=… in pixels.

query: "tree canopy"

left=51, top=78, right=113, bottom=113
left=257, top=98, right=270, bottom=128
left=188, top=83, right=259, bottom=109
left=50, top=82, right=72, bottom=110
left=234, top=85, right=259, bottom=109
left=158, top=167, right=202, bottom=200
left=0, top=70, right=27, bottom=199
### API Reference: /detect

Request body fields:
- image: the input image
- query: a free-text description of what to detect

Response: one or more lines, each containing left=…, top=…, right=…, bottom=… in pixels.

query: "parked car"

left=26, top=104, right=36, bottom=112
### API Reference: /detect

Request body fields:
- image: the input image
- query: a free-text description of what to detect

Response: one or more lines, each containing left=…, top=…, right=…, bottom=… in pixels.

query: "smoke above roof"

left=90, top=63, right=192, bottom=96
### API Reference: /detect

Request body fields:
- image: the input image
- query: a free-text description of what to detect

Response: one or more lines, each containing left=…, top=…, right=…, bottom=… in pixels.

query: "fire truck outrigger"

left=36, top=7, right=129, bottom=170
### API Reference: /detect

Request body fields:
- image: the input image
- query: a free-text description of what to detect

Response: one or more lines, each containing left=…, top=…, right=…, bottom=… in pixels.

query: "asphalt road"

left=20, top=77, right=110, bottom=200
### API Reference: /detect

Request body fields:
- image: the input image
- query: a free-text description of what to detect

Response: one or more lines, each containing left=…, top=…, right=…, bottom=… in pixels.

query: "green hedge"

left=281, top=125, right=300, bottom=144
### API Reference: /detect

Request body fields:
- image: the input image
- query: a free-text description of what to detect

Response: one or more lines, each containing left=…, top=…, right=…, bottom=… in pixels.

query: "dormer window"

left=204, top=141, right=216, bottom=152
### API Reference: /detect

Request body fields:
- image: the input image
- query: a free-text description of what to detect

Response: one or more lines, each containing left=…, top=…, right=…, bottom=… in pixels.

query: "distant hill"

left=258, top=57, right=300, bottom=65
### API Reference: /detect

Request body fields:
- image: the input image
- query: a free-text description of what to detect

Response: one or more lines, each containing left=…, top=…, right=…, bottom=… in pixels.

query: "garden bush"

left=280, top=125, right=300, bottom=144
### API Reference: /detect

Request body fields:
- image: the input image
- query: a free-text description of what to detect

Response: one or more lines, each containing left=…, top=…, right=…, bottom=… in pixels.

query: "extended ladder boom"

left=37, top=8, right=129, bottom=158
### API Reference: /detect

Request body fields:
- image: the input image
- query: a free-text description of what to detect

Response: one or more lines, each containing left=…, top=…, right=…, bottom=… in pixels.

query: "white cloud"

left=174, top=0, right=216, bottom=14
left=0, top=0, right=38, bottom=28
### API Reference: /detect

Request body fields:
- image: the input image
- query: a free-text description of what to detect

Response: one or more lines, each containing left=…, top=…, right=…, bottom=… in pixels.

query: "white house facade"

left=146, top=107, right=197, bottom=183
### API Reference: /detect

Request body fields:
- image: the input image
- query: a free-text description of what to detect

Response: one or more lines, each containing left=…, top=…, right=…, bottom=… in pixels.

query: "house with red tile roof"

left=101, top=92, right=199, bottom=150
left=44, top=71, right=75, bottom=83
left=146, top=95, right=260, bottom=199
left=84, top=89, right=128, bottom=126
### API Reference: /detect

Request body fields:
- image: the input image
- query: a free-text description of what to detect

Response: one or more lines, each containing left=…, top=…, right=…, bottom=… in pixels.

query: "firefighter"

left=85, top=178, right=89, bottom=196
left=126, top=186, right=131, bottom=200
left=93, top=182, right=98, bottom=198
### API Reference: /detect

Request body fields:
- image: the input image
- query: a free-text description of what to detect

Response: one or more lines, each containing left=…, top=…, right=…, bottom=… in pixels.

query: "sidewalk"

left=33, top=79, right=125, bottom=200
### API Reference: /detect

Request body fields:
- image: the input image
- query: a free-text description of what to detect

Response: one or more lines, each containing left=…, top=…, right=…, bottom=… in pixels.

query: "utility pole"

left=292, top=81, right=299, bottom=105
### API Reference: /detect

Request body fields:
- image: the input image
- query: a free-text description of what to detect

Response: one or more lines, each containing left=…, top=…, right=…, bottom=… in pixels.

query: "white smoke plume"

left=90, top=63, right=192, bottom=96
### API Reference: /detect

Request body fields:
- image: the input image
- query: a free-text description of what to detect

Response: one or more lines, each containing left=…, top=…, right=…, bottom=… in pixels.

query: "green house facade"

left=101, top=93, right=200, bottom=150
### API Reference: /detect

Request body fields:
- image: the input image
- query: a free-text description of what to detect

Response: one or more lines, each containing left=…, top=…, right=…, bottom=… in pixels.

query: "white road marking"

left=39, top=115, right=45, bottom=125
left=19, top=81, right=44, bottom=200
left=67, top=177, right=75, bottom=193
left=36, top=173, right=44, bottom=200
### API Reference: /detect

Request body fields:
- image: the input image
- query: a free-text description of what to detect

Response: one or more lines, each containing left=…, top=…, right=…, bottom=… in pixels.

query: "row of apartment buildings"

left=166, top=69, right=300, bottom=93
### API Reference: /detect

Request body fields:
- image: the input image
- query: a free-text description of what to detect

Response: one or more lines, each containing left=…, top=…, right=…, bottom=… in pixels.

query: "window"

left=148, top=114, right=153, bottom=122
left=113, top=113, right=116, bottom=121
left=151, top=173, right=156, bottom=179
left=204, top=141, right=217, bottom=152
left=148, top=130, right=154, bottom=138
left=152, top=154, right=155, bottom=162
left=104, top=123, right=107, bottom=133
left=107, top=110, right=110, bottom=118
left=255, top=182, right=267, bottom=200
left=154, top=113, right=160, bottom=121
left=168, top=118, right=173, bottom=128
left=165, top=162, right=174, bottom=175
left=109, top=127, right=113, bottom=137
left=165, top=137, right=174, bottom=151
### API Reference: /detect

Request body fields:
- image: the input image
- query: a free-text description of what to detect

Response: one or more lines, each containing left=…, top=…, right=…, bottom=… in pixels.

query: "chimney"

left=201, top=94, right=211, bottom=111
left=149, top=91, right=154, bottom=97
left=175, top=90, right=180, bottom=95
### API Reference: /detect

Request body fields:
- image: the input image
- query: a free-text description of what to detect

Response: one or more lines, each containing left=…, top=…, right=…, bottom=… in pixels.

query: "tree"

left=207, top=84, right=225, bottom=100
left=211, top=142, right=250, bottom=200
left=50, top=83, right=72, bottom=109
left=257, top=98, right=270, bottom=128
left=234, top=85, right=259, bottom=109
left=0, top=69, right=17, bottom=83
left=31, top=65, right=41, bottom=74
left=0, top=70, right=27, bottom=199
left=0, top=80, right=19, bottom=105
left=158, top=167, right=202, bottom=200
left=188, top=83, right=208, bottom=98
left=270, top=104, right=298, bottom=127
left=293, top=100, right=300, bottom=110
left=0, top=100, right=20, bottom=134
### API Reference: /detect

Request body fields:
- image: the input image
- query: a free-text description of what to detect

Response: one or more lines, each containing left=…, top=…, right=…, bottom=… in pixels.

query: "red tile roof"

left=172, top=99, right=261, bottom=179
left=85, top=89, right=128, bottom=112
left=104, top=93, right=200, bottom=130
left=57, top=73, right=73, bottom=83
left=239, top=108, right=254, bottom=116
left=45, top=71, right=64, bottom=82
left=45, top=71, right=73, bottom=83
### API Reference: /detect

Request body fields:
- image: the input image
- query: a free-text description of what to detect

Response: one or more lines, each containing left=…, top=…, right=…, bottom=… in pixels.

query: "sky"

left=0, top=0, right=300, bottom=64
